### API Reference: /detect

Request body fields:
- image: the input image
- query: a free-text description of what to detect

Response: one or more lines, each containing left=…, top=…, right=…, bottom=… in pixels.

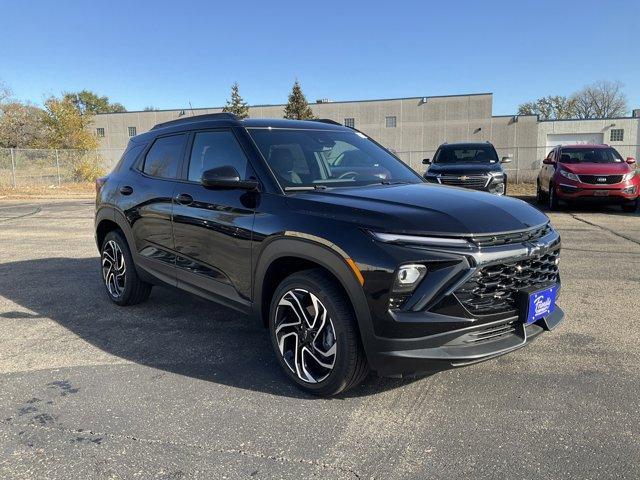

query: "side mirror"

left=201, top=166, right=259, bottom=190
left=500, top=156, right=512, bottom=164
left=542, top=158, right=556, bottom=165
left=422, top=158, right=431, bottom=165
left=626, top=157, right=636, bottom=164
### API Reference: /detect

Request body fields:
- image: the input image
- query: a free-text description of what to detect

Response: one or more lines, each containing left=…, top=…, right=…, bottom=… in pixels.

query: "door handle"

left=175, top=193, right=194, bottom=205
left=119, top=185, right=133, bottom=195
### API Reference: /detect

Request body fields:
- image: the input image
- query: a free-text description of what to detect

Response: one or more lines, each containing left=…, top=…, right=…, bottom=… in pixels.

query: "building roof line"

left=538, top=116, right=639, bottom=122
left=95, top=92, right=494, bottom=115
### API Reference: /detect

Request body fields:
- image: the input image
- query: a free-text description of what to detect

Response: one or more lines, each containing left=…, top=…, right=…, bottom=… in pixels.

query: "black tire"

left=536, top=180, right=545, bottom=204
left=269, top=268, right=369, bottom=396
left=622, top=199, right=638, bottom=213
left=548, top=182, right=559, bottom=210
left=100, top=230, right=152, bottom=306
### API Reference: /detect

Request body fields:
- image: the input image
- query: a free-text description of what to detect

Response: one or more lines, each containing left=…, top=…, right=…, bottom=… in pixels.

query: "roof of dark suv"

left=132, top=114, right=349, bottom=145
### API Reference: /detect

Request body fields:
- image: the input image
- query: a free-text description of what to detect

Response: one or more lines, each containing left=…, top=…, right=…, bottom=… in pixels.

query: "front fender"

left=252, top=236, right=376, bottom=361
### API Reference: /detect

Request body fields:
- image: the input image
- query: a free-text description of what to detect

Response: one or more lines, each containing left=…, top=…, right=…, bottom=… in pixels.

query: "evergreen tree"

left=283, top=80, right=315, bottom=120
left=222, top=82, right=250, bottom=119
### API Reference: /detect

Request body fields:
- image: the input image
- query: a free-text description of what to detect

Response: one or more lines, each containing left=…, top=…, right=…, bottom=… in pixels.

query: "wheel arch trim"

left=252, top=235, right=375, bottom=356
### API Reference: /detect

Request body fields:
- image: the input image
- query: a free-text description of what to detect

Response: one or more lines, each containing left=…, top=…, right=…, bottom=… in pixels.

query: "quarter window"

left=96, top=127, right=105, bottom=137
left=188, top=131, right=249, bottom=182
left=610, top=129, right=624, bottom=142
left=385, top=116, right=397, bottom=128
left=344, top=118, right=355, bottom=128
left=142, top=134, right=187, bottom=179
left=128, top=126, right=137, bottom=137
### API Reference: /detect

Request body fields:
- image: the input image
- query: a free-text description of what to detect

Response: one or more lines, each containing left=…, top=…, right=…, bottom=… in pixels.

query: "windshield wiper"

left=284, top=185, right=328, bottom=192
left=377, top=180, right=409, bottom=185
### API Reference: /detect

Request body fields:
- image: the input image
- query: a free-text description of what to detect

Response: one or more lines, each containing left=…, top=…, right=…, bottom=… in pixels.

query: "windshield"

left=248, top=128, right=422, bottom=190
left=559, top=147, right=623, bottom=164
left=434, top=145, right=498, bottom=164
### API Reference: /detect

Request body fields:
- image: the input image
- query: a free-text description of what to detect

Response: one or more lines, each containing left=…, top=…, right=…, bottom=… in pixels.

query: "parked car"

left=537, top=144, right=638, bottom=212
left=423, top=142, right=511, bottom=195
left=95, top=114, right=564, bottom=396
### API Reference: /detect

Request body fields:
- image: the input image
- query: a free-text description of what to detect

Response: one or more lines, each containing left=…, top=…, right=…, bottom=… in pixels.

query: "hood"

left=426, top=162, right=502, bottom=176
left=560, top=162, right=632, bottom=175
left=289, top=183, right=548, bottom=236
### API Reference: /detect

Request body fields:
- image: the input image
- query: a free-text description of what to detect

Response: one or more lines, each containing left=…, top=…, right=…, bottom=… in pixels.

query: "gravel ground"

left=0, top=198, right=638, bottom=479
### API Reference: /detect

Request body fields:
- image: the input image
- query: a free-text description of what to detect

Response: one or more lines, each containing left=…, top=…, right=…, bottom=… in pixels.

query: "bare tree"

left=0, top=80, right=12, bottom=104
left=0, top=102, right=47, bottom=148
left=571, top=80, right=628, bottom=119
left=518, top=95, right=576, bottom=120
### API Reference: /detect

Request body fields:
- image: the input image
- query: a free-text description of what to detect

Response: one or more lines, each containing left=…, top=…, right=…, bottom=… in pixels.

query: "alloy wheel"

left=102, top=240, right=126, bottom=298
left=274, top=289, right=337, bottom=383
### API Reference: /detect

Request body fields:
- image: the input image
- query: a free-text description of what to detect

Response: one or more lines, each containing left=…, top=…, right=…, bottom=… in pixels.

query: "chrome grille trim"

left=577, top=174, right=623, bottom=185
left=454, top=248, right=560, bottom=316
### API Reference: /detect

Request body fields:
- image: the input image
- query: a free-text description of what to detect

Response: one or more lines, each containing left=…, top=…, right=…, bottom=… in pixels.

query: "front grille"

left=455, top=249, right=560, bottom=316
left=578, top=174, right=623, bottom=184
left=465, top=319, right=517, bottom=344
left=471, top=223, right=551, bottom=248
left=439, top=175, right=488, bottom=189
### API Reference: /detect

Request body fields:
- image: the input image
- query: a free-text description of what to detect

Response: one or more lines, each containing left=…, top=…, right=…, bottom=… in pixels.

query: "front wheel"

left=269, top=269, right=369, bottom=396
left=536, top=180, right=545, bottom=204
left=548, top=183, right=559, bottom=210
left=622, top=198, right=638, bottom=213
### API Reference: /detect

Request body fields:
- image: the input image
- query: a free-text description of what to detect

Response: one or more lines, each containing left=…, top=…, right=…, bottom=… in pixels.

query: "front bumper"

left=369, top=307, right=564, bottom=377
left=555, top=180, right=638, bottom=202
left=359, top=224, right=563, bottom=377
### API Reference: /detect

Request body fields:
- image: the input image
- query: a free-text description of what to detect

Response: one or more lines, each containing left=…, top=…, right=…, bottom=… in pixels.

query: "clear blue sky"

left=1, top=0, right=638, bottom=115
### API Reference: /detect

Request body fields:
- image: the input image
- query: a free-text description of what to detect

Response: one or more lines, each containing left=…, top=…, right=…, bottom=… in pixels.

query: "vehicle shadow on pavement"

left=0, top=257, right=426, bottom=399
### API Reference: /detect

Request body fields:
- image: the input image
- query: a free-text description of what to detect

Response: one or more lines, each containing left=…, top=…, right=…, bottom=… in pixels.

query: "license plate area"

left=518, top=284, right=558, bottom=325
left=593, top=190, right=610, bottom=196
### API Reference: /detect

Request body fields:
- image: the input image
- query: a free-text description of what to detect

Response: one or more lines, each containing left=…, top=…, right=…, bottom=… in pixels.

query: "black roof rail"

left=151, top=112, right=239, bottom=131
left=313, top=118, right=344, bottom=127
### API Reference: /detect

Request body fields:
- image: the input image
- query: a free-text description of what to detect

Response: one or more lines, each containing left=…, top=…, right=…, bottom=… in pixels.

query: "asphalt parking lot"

left=0, top=198, right=639, bottom=479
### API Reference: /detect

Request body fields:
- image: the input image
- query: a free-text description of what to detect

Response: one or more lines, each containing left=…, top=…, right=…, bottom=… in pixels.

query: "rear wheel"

left=101, top=230, right=152, bottom=306
left=269, top=269, right=368, bottom=396
left=622, top=198, right=638, bottom=213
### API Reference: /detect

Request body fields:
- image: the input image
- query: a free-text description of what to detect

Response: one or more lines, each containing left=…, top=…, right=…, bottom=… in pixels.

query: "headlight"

left=369, top=231, right=472, bottom=248
left=393, top=264, right=427, bottom=293
left=489, top=171, right=504, bottom=178
left=559, top=169, right=580, bottom=182
left=622, top=171, right=636, bottom=182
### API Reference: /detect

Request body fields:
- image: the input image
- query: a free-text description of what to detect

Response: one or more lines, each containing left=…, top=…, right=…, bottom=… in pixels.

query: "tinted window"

left=114, top=144, right=145, bottom=172
left=143, top=134, right=187, bottom=179
left=559, top=147, right=623, bottom=164
left=434, top=145, right=498, bottom=164
left=249, top=128, right=421, bottom=189
left=188, top=131, right=249, bottom=182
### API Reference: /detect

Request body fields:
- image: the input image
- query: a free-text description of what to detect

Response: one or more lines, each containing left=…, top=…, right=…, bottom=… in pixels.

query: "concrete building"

left=92, top=93, right=640, bottom=181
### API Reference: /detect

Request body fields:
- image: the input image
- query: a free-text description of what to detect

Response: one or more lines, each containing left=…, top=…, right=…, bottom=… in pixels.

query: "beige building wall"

left=91, top=94, right=639, bottom=180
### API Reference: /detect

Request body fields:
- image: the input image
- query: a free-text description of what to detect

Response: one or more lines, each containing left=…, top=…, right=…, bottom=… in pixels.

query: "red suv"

left=537, top=144, right=638, bottom=212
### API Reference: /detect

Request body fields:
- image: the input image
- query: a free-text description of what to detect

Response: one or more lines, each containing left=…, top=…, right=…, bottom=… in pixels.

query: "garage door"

left=546, top=133, right=604, bottom=150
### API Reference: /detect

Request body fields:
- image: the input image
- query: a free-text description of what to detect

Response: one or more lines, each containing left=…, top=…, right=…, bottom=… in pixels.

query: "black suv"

left=423, top=142, right=511, bottom=195
left=95, top=114, right=564, bottom=396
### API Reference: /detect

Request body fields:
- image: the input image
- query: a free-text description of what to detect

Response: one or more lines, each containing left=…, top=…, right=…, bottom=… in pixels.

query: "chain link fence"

left=0, top=148, right=123, bottom=188
left=1, top=145, right=638, bottom=188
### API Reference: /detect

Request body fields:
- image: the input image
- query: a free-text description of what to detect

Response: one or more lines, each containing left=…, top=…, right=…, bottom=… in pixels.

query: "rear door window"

left=143, top=134, right=188, bottom=179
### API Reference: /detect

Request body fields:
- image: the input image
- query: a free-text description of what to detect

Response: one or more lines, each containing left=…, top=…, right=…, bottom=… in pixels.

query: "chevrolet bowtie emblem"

left=459, top=175, right=469, bottom=181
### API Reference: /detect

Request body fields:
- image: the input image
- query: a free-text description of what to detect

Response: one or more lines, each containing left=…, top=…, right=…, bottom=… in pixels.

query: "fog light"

left=393, top=264, right=427, bottom=293
left=622, top=185, right=637, bottom=194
